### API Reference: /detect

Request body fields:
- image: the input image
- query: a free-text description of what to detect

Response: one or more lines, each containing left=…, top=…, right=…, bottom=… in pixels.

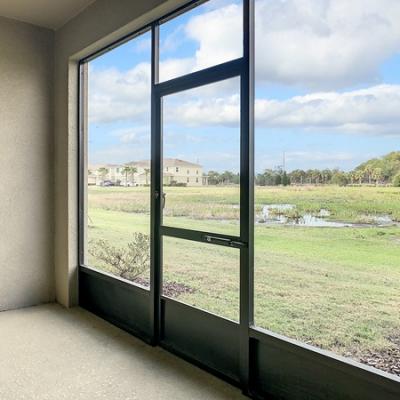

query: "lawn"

left=87, top=185, right=400, bottom=375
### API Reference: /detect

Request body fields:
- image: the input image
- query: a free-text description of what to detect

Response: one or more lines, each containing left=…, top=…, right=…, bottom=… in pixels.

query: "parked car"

left=101, top=180, right=114, bottom=187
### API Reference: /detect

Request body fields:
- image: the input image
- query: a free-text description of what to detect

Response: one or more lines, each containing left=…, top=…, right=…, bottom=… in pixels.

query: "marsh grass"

left=88, top=185, right=400, bottom=222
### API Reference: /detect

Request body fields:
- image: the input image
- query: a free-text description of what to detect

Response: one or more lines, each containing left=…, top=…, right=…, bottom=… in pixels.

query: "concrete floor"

left=0, top=304, right=246, bottom=400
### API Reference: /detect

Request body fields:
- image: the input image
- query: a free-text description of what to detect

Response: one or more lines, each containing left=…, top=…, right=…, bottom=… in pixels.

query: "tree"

left=144, top=168, right=150, bottom=185
left=89, top=233, right=150, bottom=281
left=393, top=173, right=400, bottom=187
left=208, top=170, right=221, bottom=185
left=331, top=171, right=348, bottom=186
left=364, top=166, right=373, bottom=184
left=282, top=171, right=289, bottom=186
left=220, top=170, right=235, bottom=184
left=121, top=166, right=137, bottom=186
left=372, top=168, right=383, bottom=185
left=354, top=169, right=364, bottom=185
left=97, top=167, right=109, bottom=183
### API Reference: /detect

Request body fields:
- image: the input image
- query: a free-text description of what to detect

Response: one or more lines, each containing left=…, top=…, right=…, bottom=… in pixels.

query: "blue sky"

left=88, top=0, right=400, bottom=173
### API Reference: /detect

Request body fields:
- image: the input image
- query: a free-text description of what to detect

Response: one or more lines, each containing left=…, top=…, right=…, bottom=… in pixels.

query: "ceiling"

left=0, top=0, right=96, bottom=30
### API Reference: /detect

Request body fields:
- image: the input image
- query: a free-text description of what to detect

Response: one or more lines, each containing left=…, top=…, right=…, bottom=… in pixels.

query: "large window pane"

left=254, top=0, right=400, bottom=377
left=162, top=78, right=241, bottom=236
left=159, top=0, right=243, bottom=82
left=86, top=31, right=151, bottom=287
left=163, top=236, right=239, bottom=321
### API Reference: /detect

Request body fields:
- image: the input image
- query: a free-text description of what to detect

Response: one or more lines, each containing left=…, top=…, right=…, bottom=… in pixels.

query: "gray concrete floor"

left=0, top=304, right=246, bottom=400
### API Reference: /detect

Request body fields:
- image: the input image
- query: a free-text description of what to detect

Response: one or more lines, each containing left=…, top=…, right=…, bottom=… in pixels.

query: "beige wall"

left=54, top=0, right=187, bottom=307
left=0, top=17, right=54, bottom=311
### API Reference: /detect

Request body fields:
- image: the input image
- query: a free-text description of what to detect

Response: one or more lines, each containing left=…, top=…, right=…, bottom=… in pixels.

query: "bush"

left=168, top=181, right=187, bottom=187
left=331, top=172, right=349, bottom=186
left=88, top=233, right=150, bottom=281
left=392, top=173, right=400, bottom=187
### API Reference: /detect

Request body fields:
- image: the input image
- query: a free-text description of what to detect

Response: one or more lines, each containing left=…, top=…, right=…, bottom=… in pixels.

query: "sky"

left=88, top=0, right=400, bottom=173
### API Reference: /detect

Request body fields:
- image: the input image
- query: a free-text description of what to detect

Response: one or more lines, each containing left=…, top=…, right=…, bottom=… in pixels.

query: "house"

left=89, top=158, right=208, bottom=186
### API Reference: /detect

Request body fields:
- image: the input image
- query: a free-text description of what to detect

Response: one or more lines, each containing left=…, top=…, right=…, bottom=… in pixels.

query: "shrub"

left=392, top=173, right=400, bottom=187
left=89, top=233, right=150, bottom=281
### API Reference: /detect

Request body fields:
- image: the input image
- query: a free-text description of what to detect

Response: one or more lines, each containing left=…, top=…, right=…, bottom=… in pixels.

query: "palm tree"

left=364, top=166, right=373, bottom=184
left=354, top=169, right=364, bottom=185
left=372, top=168, right=383, bottom=185
left=97, top=167, right=109, bottom=184
left=121, top=166, right=137, bottom=186
left=144, top=168, right=150, bottom=185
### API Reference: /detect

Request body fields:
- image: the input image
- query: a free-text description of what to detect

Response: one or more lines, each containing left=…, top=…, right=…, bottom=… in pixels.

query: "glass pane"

left=254, top=0, right=400, bottom=377
left=86, top=30, right=151, bottom=288
left=159, top=0, right=243, bottom=82
left=162, top=77, right=241, bottom=235
left=163, top=236, right=239, bottom=321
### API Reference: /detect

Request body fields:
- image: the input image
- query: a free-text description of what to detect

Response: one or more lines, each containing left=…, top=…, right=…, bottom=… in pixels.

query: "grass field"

left=87, top=185, right=400, bottom=374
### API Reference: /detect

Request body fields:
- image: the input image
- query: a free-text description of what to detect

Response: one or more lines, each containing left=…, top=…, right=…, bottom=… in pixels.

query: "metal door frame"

left=149, top=1, right=254, bottom=389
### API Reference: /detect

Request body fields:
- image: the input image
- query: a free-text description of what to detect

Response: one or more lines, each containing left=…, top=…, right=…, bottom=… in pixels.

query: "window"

left=187, top=170, right=190, bottom=174
left=176, top=167, right=179, bottom=172
left=196, top=178, right=199, bottom=183
left=162, top=78, right=240, bottom=235
left=159, top=0, right=243, bottom=82
left=196, top=170, right=199, bottom=175
left=187, top=177, right=190, bottom=183
left=254, top=0, right=400, bottom=378
left=84, top=29, right=151, bottom=287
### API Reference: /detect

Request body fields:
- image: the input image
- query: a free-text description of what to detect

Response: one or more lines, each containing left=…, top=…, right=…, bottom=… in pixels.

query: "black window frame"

left=77, top=0, right=400, bottom=398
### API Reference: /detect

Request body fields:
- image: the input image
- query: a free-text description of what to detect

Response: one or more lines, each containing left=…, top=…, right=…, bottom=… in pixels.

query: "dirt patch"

left=133, top=277, right=195, bottom=298
left=357, top=336, right=400, bottom=376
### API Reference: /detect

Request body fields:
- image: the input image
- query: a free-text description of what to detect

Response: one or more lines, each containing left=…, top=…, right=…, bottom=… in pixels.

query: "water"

left=257, top=204, right=397, bottom=227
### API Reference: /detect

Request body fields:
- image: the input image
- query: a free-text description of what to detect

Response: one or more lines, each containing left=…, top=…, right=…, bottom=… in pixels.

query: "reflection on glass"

left=159, top=0, right=243, bottom=82
left=163, top=236, right=239, bottom=321
left=86, top=30, right=151, bottom=287
left=162, top=77, right=241, bottom=235
left=254, top=0, right=400, bottom=377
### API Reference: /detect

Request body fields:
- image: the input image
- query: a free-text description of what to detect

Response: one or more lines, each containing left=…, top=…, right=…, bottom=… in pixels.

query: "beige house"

left=89, top=158, right=207, bottom=187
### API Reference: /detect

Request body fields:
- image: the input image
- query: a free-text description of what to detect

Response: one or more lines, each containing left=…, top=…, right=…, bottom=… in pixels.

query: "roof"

left=90, top=158, right=203, bottom=171
left=126, top=158, right=202, bottom=168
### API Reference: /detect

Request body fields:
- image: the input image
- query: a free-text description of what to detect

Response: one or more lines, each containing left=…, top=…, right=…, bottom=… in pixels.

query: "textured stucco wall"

left=0, top=17, right=54, bottom=311
left=54, top=0, right=186, bottom=307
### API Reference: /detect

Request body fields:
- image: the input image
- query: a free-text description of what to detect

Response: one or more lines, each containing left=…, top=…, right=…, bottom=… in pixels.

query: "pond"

left=257, top=204, right=398, bottom=227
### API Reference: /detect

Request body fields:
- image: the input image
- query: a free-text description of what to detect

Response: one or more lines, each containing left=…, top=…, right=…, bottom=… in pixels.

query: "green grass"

left=87, top=185, right=400, bottom=364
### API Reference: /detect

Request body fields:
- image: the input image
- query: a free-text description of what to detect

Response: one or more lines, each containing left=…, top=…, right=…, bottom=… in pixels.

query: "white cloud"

left=162, top=84, right=400, bottom=135
left=255, top=84, right=400, bottom=134
left=159, top=58, right=195, bottom=82
left=185, top=2, right=243, bottom=71
left=184, top=0, right=400, bottom=89
left=88, top=0, right=400, bottom=134
left=164, top=93, right=240, bottom=126
left=88, top=63, right=151, bottom=124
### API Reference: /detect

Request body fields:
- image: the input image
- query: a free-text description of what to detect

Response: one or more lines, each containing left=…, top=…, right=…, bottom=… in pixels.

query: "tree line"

left=207, top=152, right=400, bottom=187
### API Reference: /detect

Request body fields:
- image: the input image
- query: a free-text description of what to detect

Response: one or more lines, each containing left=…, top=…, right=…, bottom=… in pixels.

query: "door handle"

left=203, top=235, right=247, bottom=249
left=155, top=191, right=166, bottom=209
left=162, top=192, right=166, bottom=209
